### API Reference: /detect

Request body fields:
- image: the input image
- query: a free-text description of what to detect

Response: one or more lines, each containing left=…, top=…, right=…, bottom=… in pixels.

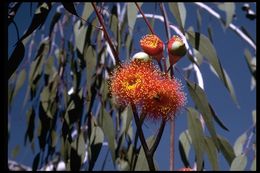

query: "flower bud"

left=167, top=35, right=187, bottom=65
left=132, top=52, right=151, bottom=62
left=140, top=34, right=164, bottom=61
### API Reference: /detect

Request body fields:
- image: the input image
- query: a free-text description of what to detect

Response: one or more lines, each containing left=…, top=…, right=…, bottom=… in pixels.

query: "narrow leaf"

left=61, top=2, right=80, bottom=18
left=49, top=12, right=61, bottom=36
left=127, top=3, right=142, bottom=35
left=11, top=145, right=20, bottom=159
left=81, top=3, right=93, bottom=21
left=234, top=133, right=247, bottom=156
left=187, top=107, right=205, bottom=171
left=186, top=80, right=219, bottom=148
left=217, top=3, right=235, bottom=27
left=8, top=41, right=25, bottom=79
left=74, top=20, right=87, bottom=54
left=244, top=48, right=256, bottom=80
left=209, top=104, right=229, bottom=131
left=251, top=156, right=256, bottom=171
left=19, top=2, right=51, bottom=42
left=187, top=31, right=239, bottom=107
left=204, top=137, right=219, bottom=170
left=169, top=3, right=186, bottom=33
left=179, top=130, right=192, bottom=167
left=12, top=69, right=26, bottom=99
left=252, top=110, right=256, bottom=125
left=230, top=154, right=247, bottom=171
left=32, top=152, right=40, bottom=171
left=217, top=135, right=235, bottom=165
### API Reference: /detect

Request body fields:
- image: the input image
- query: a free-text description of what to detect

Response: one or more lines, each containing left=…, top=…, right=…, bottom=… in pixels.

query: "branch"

left=150, top=119, right=166, bottom=155
left=135, top=3, right=155, bottom=35
left=91, top=3, right=121, bottom=66
left=131, top=104, right=155, bottom=171
left=194, top=2, right=256, bottom=51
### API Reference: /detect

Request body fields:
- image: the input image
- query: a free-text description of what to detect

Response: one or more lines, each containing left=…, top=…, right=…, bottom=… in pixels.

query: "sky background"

left=8, top=2, right=256, bottom=171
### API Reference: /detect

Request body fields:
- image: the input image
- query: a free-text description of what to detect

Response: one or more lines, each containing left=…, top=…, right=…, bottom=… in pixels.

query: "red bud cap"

left=168, top=35, right=187, bottom=65
left=140, top=34, right=164, bottom=61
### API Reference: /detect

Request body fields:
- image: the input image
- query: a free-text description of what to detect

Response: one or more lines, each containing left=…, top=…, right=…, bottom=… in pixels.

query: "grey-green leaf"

left=100, top=108, right=116, bottom=163
left=13, top=69, right=26, bottom=99
left=244, top=48, right=256, bottom=80
left=187, top=107, right=205, bottom=171
left=234, top=133, right=247, bottom=156
left=127, top=3, right=142, bottom=36
left=179, top=130, right=192, bottom=167
left=217, top=135, right=235, bottom=165
left=81, top=3, right=93, bottom=21
left=74, top=20, right=87, bottom=54
left=251, top=156, right=256, bottom=171
left=187, top=31, right=239, bottom=107
left=217, top=3, right=235, bottom=27
left=186, top=80, right=219, bottom=148
left=169, top=3, right=186, bottom=33
left=252, top=110, right=256, bottom=125
left=204, top=137, right=219, bottom=170
left=230, top=154, right=247, bottom=171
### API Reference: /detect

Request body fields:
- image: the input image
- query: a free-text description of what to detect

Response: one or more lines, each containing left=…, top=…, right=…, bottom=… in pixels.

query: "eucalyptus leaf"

left=81, top=3, right=93, bottom=21
left=187, top=31, right=239, bottom=107
left=204, top=137, right=219, bottom=170
left=179, top=130, right=192, bottom=167
left=217, top=135, right=235, bottom=165
left=127, top=3, right=142, bottom=36
left=187, top=107, right=205, bottom=171
left=169, top=3, right=186, bottom=33
left=217, top=3, right=235, bottom=27
left=12, top=69, right=26, bottom=100
left=230, top=154, right=247, bottom=171
left=234, top=133, right=247, bottom=156
left=252, top=110, right=256, bottom=125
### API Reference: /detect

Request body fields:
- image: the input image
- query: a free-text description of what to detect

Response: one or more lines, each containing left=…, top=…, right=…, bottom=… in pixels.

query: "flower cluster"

left=109, top=52, right=186, bottom=120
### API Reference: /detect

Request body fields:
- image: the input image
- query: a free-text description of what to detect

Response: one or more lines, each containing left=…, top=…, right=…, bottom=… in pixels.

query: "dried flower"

left=168, top=35, right=187, bottom=65
left=140, top=34, right=164, bottom=61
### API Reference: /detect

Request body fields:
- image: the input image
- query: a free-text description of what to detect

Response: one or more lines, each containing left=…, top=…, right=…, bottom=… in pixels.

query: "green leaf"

left=89, top=126, right=104, bottom=170
left=186, top=80, right=219, bottom=148
left=127, top=3, right=142, bottom=35
left=169, top=2, right=186, bottom=33
left=179, top=130, right=192, bottom=167
left=12, top=69, right=26, bottom=100
left=217, top=3, right=235, bottom=27
left=244, top=48, right=256, bottom=80
left=81, top=3, right=93, bottom=21
left=100, top=108, right=116, bottom=163
left=32, top=152, right=41, bottom=171
left=11, top=145, right=20, bottom=159
left=217, top=135, right=235, bottom=165
left=24, top=108, right=35, bottom=144
left=251, top=156, right=256, bottom=171
left=119, top=106, right=133, bottom=137
left=234, top=133, right=247, bottom=156
left=49, top=12, right=61, bottom=36
left=71, top=131, right=86, bottom=163
left=135, top=135, right=156, bottom=171
left=187, top=107, right=205, bottom=171
left=196, top=9, right=202, bottom=32
left=74, top=20, right=87, bottom=54
left=252, top=110, right=256, bottom=125
left=204, top=137, right=219, bottom=170
left=209, top=104, right=229, bottom=131
left=8, top=41, right=25, bottom=79
left=51, top=130, right=57, bottom=148
left=110, top=5, right=118, bottom=39
left=187, top=31, right=239, bottom=107
left=84, top=45, right=97, bottom=91
left=230, top=154, right=247, bottom=171
left=61, top=2, right=80, bottom=18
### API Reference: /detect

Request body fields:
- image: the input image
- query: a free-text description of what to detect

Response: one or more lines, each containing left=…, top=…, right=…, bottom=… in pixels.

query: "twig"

left=169, top=118, right=175, bottom=171
left=131, top=104, right=155, bottom=171
left=91, top=3, right=121, bottom=66
left=194, top=2, right=256, bottom=51
left=150, top=119, right=166, bottom=155
left=135, top=3, right=155, bottom=35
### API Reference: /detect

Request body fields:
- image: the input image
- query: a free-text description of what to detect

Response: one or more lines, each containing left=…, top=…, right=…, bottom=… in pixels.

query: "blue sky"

left=8, top=2, right=256, bottom=170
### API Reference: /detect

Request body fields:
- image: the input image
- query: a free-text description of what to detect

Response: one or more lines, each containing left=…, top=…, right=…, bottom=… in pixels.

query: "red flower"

left=141, top=74, right=186, bottom=120
left=110, top=58, right=186, bottom=120
left=168, top=35, right=187, bottom=65
left=109, top=60, right=161, bottom=106
left=140, top=34, right=164, bottom=61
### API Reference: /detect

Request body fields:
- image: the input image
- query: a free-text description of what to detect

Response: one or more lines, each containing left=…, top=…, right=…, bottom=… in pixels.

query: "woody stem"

left=131, top=104, right=155, bottom=171
left=91, top=2, right=121, bottom=66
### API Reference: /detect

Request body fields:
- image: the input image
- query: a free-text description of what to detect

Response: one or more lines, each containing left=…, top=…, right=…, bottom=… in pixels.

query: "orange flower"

left=140, top=34, right=164, bottom=61
left=178, top=167, right=193, bottom=171
left=141, top=74, right=186, bottom=120
left=168, top=35, right=187, bottom=65
left=109, top=59, right=161, bottom=106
